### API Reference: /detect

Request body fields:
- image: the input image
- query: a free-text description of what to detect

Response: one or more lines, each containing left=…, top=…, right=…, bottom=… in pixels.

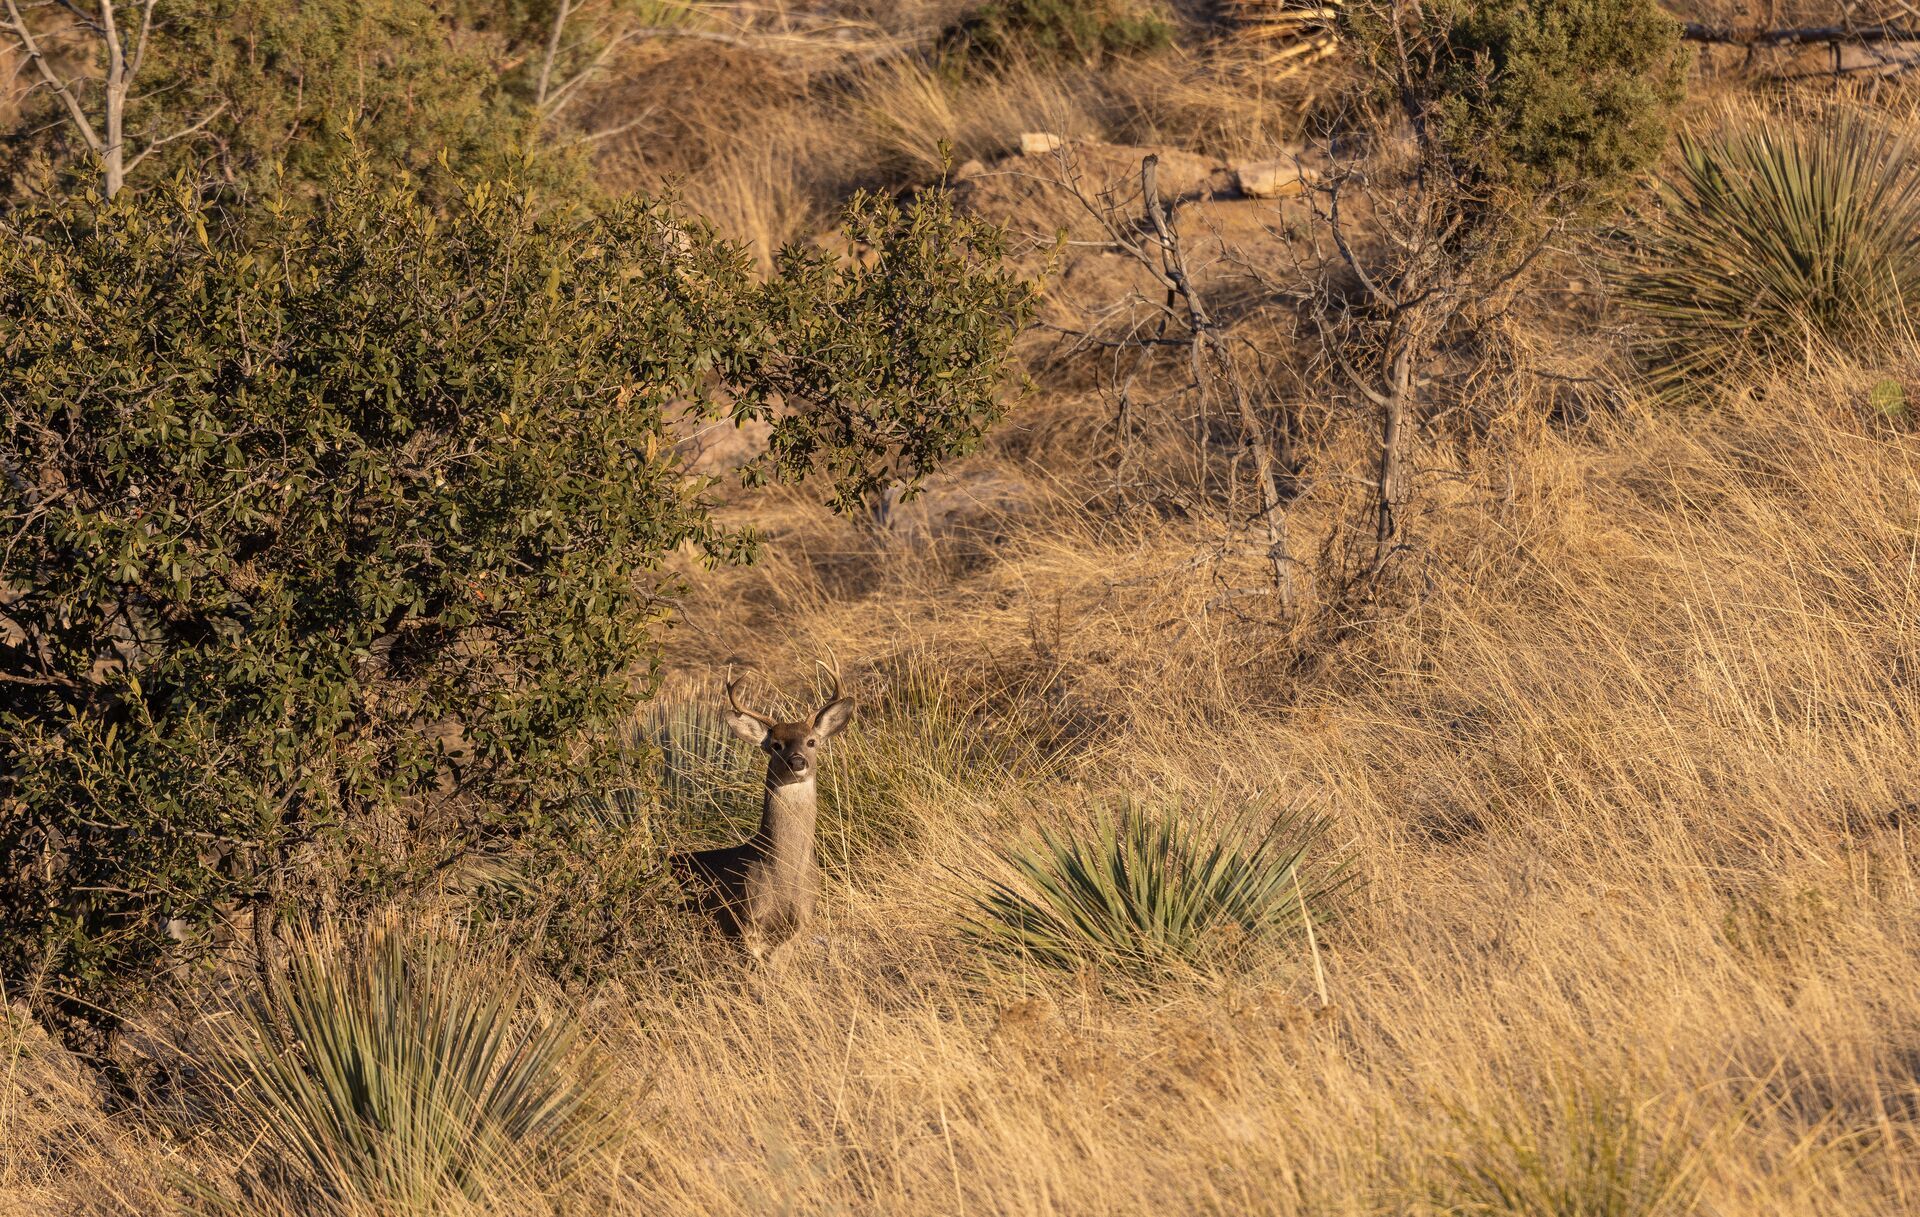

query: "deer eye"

left=806, top=738, right=816, bottom=747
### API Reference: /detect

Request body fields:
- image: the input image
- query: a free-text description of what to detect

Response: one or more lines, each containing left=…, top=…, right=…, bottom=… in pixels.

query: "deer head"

left=722, top=670, right=855, bottom=786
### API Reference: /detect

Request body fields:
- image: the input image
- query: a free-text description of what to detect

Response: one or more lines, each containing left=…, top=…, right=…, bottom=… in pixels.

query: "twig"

left=1296, top=866, right=1330, bottom=1009
left=124, top=100, right=227, bottom=172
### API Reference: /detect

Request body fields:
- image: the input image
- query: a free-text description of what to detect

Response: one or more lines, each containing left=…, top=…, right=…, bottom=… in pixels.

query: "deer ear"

left=812, top=698, right=855, bottom=740
left=723, top=711, right=769, bottom=745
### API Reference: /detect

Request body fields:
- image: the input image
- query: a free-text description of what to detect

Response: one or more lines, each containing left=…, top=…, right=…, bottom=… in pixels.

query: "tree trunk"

left=1371, top=338, right=1414, bottom=578
left=98, top=0, right=126, bottom=198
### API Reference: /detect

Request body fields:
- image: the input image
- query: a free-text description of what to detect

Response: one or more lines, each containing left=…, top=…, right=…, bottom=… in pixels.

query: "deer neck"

left=752, top=775, right=818, bottom=870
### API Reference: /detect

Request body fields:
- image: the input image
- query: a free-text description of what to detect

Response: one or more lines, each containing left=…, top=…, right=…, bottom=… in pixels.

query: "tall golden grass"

left=593, top=351, right=1915, bottom=1216
left=8, top=297, right=1917, bottom=1217
left=587, top=36, right=1319, bottom=262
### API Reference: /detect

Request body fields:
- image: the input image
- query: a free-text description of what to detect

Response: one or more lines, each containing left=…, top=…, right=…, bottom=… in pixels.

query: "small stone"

left=954, top=158, right=987, bottom=180
left=1019, top=131, right=1066, bottom=156
left=1236, top=159, right=1318, bottom=198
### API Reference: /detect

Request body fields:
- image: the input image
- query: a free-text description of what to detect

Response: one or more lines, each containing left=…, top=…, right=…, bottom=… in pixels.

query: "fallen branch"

left=1679, top=22, right=1920, bottom=48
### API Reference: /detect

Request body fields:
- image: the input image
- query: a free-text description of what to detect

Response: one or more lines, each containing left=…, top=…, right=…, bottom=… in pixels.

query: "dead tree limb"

left=1679, top=22, right=1920, bottom=47
left=1140, top=154, right=1298, bottom=606
left=3, top=0, right=105, bottom=165
left=534, top=0, right=570, bottom=107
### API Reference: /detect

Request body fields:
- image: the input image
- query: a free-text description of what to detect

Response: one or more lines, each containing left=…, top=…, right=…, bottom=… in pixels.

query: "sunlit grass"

left=1420, top=1080, right=1705, bottom=1217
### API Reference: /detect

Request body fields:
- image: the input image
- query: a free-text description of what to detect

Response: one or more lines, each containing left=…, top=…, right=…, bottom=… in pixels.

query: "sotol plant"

left=1619, top=107, right=1920, bottom=394
left=966, top=798, right=1346, bottom=978
left=643, top=699, right=765, bottom=832
left=194, top=924, right=615, bottom=1213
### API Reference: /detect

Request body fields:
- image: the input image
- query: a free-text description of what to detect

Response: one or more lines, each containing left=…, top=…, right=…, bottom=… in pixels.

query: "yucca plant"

left=965, top=798, right=1345, bottom=979
left=640, top=700, right=764, bottom=833
left=1426, top=1081, right=1703, bottom=1217
left=1619, top=107, right=1920, bottom=395
left=195, top=924, right=616, bottom=1214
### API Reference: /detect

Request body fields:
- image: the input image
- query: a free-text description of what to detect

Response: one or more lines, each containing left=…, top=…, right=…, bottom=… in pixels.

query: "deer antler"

left=725, top=669, right=777, bottom=728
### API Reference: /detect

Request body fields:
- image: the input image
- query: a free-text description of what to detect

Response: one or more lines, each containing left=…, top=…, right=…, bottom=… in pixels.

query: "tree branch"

left=1140, top=154, right=1298, bottom=604
left=2, top=0, right=105, bottom=155
left=540, top=29, right=633, bottom=122
left=1679, top=22, right=1920, bottom=47
left=123, top=0, right=156, bottom=81
left=555, top=104, right=658, bottom=148
left=123, top=98, right=226, bottom=172
left=534, top=0, right=568, bottom=108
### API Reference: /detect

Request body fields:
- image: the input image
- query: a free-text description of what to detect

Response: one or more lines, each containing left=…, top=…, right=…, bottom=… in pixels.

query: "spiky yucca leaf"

left=640, top=700, right=763, bottom=831
left=1620, top=108, right=1920, bottom=394
left=965, top=799, right=1344, bottom=978
left=199, top=924, right=615, bottom=1213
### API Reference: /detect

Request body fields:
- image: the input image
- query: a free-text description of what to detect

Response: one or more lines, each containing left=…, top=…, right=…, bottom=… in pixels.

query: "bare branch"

left=533, top=0, right=568, bottom=108
left=1139, top=155, right=1298, bottom=604
left=96, top=0, right=127, bottom=195
left=123, top=0, right=155, bottom=81
left=123, top=98, right=226, bottom=172
left=624, top=25, right=778, bottom=51
left=1324, top=333, right=1392, bottom=408
left=1326, top=173, right=1391, bottom=309
left=556, top=105, right=659, bottom=148
left=2, top=0, right=105, bottom=155
left=49, top=0, right=100, bottom=34
left=540, top=29, right=634, bottom=122
left=1679, top=21, right=1920, bottom=47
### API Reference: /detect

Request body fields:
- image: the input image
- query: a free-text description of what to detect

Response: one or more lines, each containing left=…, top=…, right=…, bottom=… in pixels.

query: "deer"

left=667, top=670, right=855, bottom=962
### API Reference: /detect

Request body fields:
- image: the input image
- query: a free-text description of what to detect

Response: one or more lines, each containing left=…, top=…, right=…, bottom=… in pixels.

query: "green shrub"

left=939, top=0, right=1175, bottom=73
left=1, top=157, right=737, bottom=1033
left=194, top=924, right=615, bottom=1213
left=964, top=798, right=1346, bottom=979
left=1618, top=109, right=1920, bottom=395
left=751, top=183, right=1039, bottom=513
left=2, top=0, right=560, bottom=206
left=462, top=700, right=762, bottom=987
left=1424, top=1081, right=1703, bottom=1217
left=466, top=782, right=684, bottom=990
left=1345, top=0, right=1687, bottom=233
left=0, top=150, right=1032, bottom=1039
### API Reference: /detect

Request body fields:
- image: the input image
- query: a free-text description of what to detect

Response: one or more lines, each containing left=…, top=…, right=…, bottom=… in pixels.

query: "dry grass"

left=8, top=22, right=1920, bottom=1217
left=581, top=31, right=1318, bottom=261
left=589, top=351, right=1918, bottom=1216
